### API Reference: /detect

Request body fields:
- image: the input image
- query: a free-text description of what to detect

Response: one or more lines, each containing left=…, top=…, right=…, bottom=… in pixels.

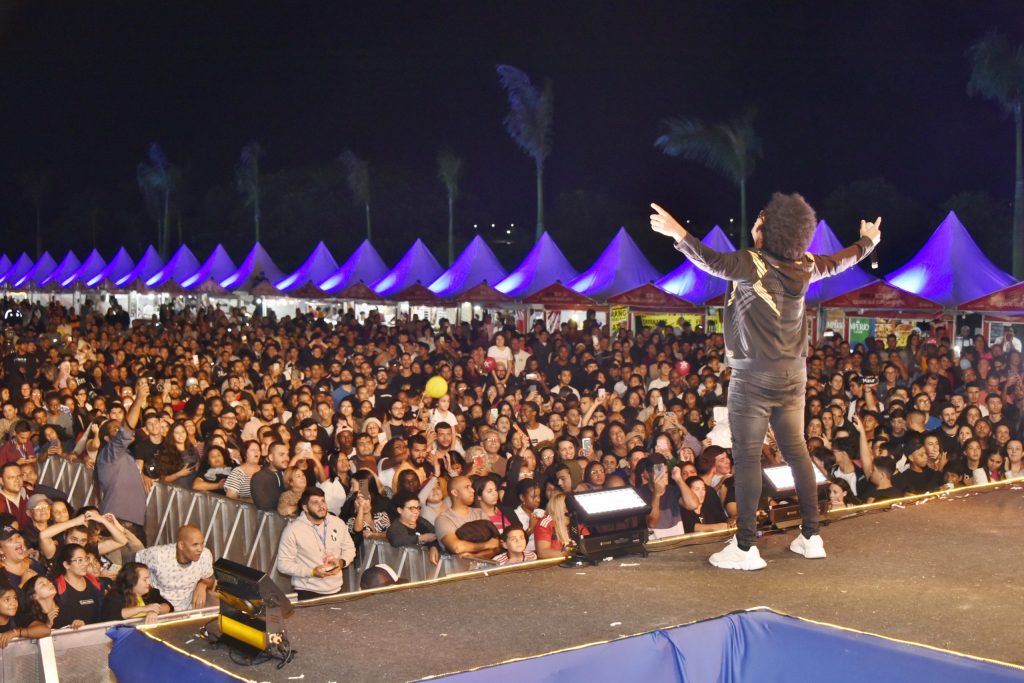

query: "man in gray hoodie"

left=651, top=194, right=881, bottom=570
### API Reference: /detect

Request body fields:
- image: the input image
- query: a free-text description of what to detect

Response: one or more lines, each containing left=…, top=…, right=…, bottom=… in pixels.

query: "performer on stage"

left=650, top=194, right=881, bottom=570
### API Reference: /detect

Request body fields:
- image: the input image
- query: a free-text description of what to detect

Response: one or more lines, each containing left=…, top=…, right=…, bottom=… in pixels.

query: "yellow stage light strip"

left=294, top=554, right=568, bottom=607
left=645, top=478, right=1022, bottom=551
left=137, top=625, right=253, bottom=682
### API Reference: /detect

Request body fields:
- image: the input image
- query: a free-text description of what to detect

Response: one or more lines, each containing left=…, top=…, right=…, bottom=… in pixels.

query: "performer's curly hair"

left=760, top=192, right=817, bottom=260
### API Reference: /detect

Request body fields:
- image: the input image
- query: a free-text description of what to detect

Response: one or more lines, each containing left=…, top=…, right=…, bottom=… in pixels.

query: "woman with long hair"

left=101, top=562, right=173, bottom=624
left=155, top=421, right=199, bottom=487
left=0, top=583, right=48, bottom=645
left=52, top=543, right=105, bottom=628
left=535, top=492, right=573, bottom=559
left=191, top=445, right=231, bottom=493
left=680, top=476, right=731, bottom=534
left=341, top=470, right=392, bottom=543
left=472, top=476, right=514, bottom=533
left=224, top=440, right=263, bottom=501
left=826, top=478, right=861, bottom=511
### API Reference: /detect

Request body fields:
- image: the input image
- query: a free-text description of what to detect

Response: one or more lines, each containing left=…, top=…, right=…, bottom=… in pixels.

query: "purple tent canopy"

left=275, top=242, right=339, bottom=293
left=221, top=243, right=284, bottom=291
left=145, top=244, right=201, bottom=288
left=567, top=228, right=662, bottom=302
left=656, top=226, right=736, bottom=305
left=61, top=249, right=107, bottom=288
left=113, top=246, right=164, bottom=288
left=429, top=236, right=508, bottom=299
left=886, top=211, right=1015, bottom=308
left=12, top=252, right=57, bottom=289
left=372, top=239, right=444, bottom=299
left=0, top=256, right=11, bottom=284
left=320, top=240, right=389, bottom=295
left=0, top=254, right=34, bottom=287
left=495, top=232, right=578, bottom=299
left=88, top=248, right=135, bottom=288
left=38, top=251, right=82, bottom=289
left=805, top=221, right=878, bottom=307
left=181, top=245, right=237, bottom=290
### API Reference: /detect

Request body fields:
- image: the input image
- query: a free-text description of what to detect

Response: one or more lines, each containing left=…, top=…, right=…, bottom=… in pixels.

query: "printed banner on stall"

left=848, top=317, right=872, bottom=346
left=610, top=305, right=629, bottom=331
left=636, top=312, right=704, bottom=331
left=873, top=319, right=920, bottom=347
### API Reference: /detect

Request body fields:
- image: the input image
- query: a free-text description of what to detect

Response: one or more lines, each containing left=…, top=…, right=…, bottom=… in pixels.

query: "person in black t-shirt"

left=52, top=543, right=105, bottom=628
left=894, top=435, right=943, bottom=495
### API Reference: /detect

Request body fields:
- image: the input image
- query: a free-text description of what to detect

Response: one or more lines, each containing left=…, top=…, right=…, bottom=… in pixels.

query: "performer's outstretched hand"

left=650, top=203, right=687, bottom=242
left=860, top=216, right=882, bottom=246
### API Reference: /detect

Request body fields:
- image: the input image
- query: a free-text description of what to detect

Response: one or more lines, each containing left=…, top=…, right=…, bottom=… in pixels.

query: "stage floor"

left=145, top=484, right=1024, bottom=682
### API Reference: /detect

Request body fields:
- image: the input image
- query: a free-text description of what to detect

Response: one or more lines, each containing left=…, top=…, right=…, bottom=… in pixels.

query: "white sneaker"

left=789, top=533, right=827, bottom=559
left=708, top=537, right=767, bottom=571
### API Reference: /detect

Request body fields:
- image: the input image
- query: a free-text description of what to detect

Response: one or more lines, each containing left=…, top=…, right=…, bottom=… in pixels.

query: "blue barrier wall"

left=435, top=610, right=1024, bottom=683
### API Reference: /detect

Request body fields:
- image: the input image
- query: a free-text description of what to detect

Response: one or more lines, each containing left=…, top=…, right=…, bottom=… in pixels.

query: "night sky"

left=2, top=1, right=1022, bottom=273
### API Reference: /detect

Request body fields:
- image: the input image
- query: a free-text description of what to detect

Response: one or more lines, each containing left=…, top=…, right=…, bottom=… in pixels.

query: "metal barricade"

left=37, top=459, right=493, bottom=594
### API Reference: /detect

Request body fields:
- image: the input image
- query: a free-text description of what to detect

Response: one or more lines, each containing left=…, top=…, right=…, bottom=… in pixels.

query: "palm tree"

left=655, top=110, right=761, bottom=248
left=437, top=148, right=463, bottom=265
left=136, top=142, right=177, bottom=258
left=236, top=141, right=264, bottom=243
left=968, top=30, right=1024, bottom=277
left=497, top=65, right=553, bottom=242
left=19, top=170, right=50, bottom=258
left=339, top=149, right=371, bottom=240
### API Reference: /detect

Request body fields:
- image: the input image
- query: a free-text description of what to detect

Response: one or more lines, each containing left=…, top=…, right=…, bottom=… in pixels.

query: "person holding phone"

left=651, top=194, right=881, bottom=570
left=276, top=487, right=355, bottom=601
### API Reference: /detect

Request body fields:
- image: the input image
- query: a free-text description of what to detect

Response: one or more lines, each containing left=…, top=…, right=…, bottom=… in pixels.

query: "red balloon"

left=483, top=357, right=498, bottom=372
left=674, top=360, right=691, bottom=376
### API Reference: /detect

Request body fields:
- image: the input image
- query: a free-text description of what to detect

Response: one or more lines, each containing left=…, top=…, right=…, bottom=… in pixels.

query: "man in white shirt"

left=135, top=525, right=215, bottom=611
left=276, top=487, right=356, bottom=600
left=522, top=402, right=554, bottom=446
left=1001, top=327, right=1022, bottom=353
left=511, top=336, right=532, bottom=377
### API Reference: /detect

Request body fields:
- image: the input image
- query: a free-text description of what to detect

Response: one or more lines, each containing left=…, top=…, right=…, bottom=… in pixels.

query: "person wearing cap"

left=276, top=486, right=355, bottom=601
left=21, top=493, right=51, bottom=552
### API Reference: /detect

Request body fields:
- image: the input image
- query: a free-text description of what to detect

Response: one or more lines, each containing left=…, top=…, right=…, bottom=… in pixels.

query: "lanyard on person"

left=312, top=519, right=328, bottom=551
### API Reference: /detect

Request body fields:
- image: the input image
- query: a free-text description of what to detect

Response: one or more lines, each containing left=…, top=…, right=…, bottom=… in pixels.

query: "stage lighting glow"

left=569, top=487, right=648, bottom=519
left=763, top=465, right=828, bottom=496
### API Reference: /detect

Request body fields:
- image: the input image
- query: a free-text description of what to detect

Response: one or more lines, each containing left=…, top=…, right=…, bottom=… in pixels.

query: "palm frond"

left=339, top=148, right=371, bottom=205
left=967, top=30, right=1024, bottom=113
left=655, top=110, right=760, bottom=186
left=437, top=148, right=462, bottom=200
left=497, top=65, right=554, bottom=163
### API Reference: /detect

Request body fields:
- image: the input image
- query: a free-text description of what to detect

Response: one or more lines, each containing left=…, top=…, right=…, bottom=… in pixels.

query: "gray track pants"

left=727, top=366, right=820, bottom=547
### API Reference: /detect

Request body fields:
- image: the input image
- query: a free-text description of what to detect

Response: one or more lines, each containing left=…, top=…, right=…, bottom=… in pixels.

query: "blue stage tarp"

left=433, top=610, right=1024, bottom=683
left=108, top=626, right=243, bottom=683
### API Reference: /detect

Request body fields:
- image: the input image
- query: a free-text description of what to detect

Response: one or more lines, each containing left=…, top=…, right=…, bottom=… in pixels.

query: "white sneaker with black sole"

left=789, top=533, right=827, bottom=559
left=708, top=536, right=767, bottom=571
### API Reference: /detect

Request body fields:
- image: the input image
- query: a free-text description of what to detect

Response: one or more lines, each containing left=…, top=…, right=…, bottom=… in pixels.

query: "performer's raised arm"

left=650, top=203, right=753, bottom=281
left=810, top=217, right=882, bottom=282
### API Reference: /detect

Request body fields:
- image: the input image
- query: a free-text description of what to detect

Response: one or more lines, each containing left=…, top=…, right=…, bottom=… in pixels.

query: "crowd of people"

left=0, top=294, right=1019, bottom=631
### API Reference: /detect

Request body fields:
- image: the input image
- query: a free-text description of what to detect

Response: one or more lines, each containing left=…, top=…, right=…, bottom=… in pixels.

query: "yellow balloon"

left=425, top=376, right=448, bottom=399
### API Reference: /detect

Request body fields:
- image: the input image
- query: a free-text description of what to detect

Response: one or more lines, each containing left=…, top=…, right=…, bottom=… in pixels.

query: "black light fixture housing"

left=207, top=558, right=296, bottom=668
left=565, top=486, right=652, bottom=563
